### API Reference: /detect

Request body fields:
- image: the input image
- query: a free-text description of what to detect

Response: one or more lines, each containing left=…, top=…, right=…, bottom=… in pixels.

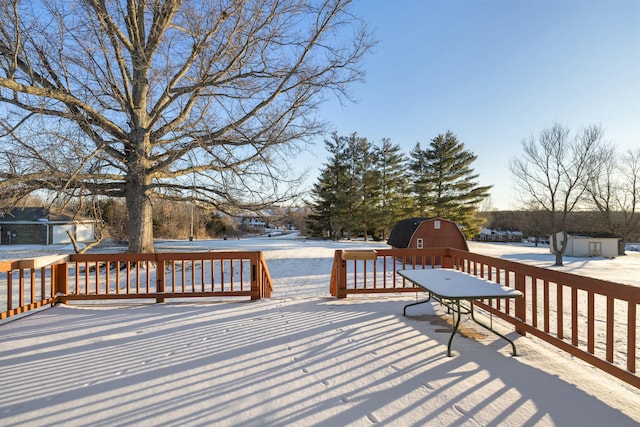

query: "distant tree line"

left=480, top=210, right=640, bottom=243
left=99, top=199, right=310, bottom=242
left=306, top=131, right=491, bottom=240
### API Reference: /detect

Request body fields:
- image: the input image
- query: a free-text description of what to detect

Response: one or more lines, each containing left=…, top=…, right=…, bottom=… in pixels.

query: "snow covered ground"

left=1, top=235, right=639, bottom=426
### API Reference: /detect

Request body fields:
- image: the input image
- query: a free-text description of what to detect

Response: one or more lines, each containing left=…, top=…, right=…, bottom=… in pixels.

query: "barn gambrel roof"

left=387, top=217, right=435, bottom=248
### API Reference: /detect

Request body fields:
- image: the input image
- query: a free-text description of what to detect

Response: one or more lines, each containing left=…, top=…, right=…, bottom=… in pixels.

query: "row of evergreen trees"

left=306, top=131, right=492, bottom=240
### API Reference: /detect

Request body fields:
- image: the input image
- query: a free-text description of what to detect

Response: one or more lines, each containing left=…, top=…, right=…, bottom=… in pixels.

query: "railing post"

left=7, top=270, right=13, bottom=312
left=515, top=271, right=526, bottom=336
left=156, top=258, right=166, bottom=303
left=628, top=301, right=636, bottom=374
left=259, top=252, right=272, bottom=298
left=442, top=248, right=454, bottom=269
left=251, top=255, right=260, bottom=300
left=337, top=252, right=347, bottom=299
left=330, top=251, right=338, bottom=296
left=52, top=263, right=68, bottom=304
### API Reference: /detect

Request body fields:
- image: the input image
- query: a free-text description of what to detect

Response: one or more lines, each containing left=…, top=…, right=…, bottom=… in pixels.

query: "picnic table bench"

left=399, top=268, right=523, bottom=357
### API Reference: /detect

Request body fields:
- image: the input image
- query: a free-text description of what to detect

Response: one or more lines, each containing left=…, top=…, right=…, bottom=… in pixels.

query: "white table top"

left=398, top=269, right=523, bottom=300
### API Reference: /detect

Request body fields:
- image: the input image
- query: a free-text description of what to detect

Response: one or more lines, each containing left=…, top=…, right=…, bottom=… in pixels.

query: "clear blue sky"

left=299, top=0, right=640, bottom=210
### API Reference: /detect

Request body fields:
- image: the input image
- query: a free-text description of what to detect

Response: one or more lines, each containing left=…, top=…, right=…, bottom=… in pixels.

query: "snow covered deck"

left=2, top=296, right=639, bottom=426
left=1, top=237, right=640, bottom=425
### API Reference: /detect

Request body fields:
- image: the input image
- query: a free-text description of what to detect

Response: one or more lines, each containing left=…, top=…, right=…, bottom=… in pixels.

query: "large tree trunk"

left=125, top=105, right=154, bottom=253
left=553, top=250, right=564, bottom=267
left=551, top=230, right=567, bottom=267
left=618, top=238, right=627, bottom=256
left=125, top=170, right=155, bottom=253
left=126, top=184, right=154, bottom=253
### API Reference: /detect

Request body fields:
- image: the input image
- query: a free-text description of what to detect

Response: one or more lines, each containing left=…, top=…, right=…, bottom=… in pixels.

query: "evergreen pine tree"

left=413, top=131, right=491, bottom=238
left=409, top=142, right=432, bottom=217
left=344, top=133, right=373, bottom=238
left=375, top=138, right=413, bottom=239
left=307, top=133, right=352, bottom=239
left=309, top=131, right=490, bottom=240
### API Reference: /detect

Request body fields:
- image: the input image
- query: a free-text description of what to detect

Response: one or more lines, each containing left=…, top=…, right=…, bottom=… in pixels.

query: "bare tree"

left=510, top=123, right=606, bottom=266
left=0, top=0, right=373, bottom=252
left=586, top=148, right=640, bottom=254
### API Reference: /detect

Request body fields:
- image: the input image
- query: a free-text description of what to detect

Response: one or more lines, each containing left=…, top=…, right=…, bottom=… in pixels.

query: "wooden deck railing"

left=1, top=251, right=273, bottom=320
left=0, top=255, right=69, bottom=320
left=3, top=246, right=638, bottom=389
left=330, top=247, right=640, bottom=389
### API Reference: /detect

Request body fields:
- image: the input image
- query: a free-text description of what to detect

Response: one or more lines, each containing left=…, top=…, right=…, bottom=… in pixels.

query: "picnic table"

left=398, top=268, right=523, bottom=357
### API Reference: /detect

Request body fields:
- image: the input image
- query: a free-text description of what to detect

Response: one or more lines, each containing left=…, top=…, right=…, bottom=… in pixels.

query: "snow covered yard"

left=1, top=235, right=639, bottom=426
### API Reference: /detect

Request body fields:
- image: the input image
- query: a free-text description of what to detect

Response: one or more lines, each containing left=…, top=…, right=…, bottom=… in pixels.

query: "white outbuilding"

left=551, top=231, right=620, bottom=258
left=0, top=207, right=96, bottom=245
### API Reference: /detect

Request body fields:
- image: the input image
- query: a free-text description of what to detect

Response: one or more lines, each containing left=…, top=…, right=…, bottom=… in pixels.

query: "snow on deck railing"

left=1, top=251, right=273, bottom=320
left=330, top=247, right=639, bottom=390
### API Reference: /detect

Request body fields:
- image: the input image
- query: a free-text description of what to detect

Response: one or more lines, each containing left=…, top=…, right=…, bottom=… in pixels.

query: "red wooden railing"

left=0, top=255, right=69, bottom=320
left=330, top=247, right=639, bottom=389
left=1, top=251, right=273, bottom=320
left=2, top=247, right=638, bottom=389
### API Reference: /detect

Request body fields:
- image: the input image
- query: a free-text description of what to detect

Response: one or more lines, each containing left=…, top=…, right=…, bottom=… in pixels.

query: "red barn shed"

left=387, top=218, right=469, bottom=251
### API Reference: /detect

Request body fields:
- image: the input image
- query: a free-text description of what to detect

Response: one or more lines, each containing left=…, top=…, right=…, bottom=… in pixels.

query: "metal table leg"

left=447, top=299, right=462, bottom=357
left=403, top=293, right=432, bottom=316
left=469, top=302, right=518, bottom=356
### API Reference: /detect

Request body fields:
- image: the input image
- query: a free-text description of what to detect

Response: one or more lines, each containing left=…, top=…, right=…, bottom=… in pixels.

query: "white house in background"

left=551, top=231, right=620, bottom=258
left=0, top=207, right=97, bottom=245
